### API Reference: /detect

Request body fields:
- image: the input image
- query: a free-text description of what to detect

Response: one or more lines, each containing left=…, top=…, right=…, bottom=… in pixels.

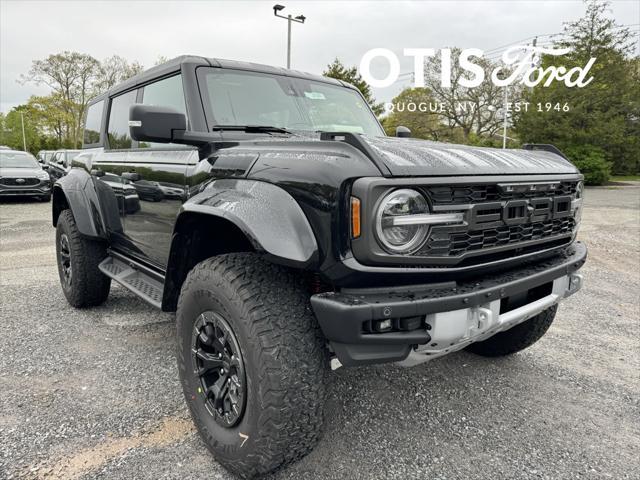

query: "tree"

left=96, top=55, right=144, bottom=92
left=514, top=0, right=639, bottom=175
left=26, top=94, right=75, bottom=145
left=0, top=106, right=44, bottom=154
left=323, top=58, right=384, bottom=115
left=154, top=55, right=170, bottom=66
left=423, top=48, right=515, bottom=141
left=21, top=51, right=100, bottom=146
left=21, top=52, right=145, bottom=148
left=381, top=87, right=442, bottom=139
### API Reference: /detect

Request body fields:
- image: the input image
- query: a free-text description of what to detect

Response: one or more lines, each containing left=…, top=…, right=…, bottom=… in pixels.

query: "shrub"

left=564, top=145, right=612, bottom=185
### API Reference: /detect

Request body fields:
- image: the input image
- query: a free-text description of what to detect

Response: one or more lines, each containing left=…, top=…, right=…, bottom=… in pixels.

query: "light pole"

left=20, top=111, right=27, bottom=151
left=273, top=4, right=306, bottom=69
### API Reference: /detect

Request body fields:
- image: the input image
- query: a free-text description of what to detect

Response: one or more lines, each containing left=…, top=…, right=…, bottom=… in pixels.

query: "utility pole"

left=20, top=111, right=27, bottom=151
left=273, top=4, right=306, bottom=69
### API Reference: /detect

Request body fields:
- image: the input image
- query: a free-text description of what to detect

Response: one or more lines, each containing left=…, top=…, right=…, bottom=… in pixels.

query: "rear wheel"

left=176, top=253, right=327, bottom=479
left=466, top=305, right=557, bottom=357
left=55, top=209, right=111, bottom=308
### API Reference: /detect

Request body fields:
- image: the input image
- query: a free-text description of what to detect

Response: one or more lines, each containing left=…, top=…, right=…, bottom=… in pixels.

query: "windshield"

left=0, top=152, right=40, bottom=168
left=199, top=68, right=384, bottom=136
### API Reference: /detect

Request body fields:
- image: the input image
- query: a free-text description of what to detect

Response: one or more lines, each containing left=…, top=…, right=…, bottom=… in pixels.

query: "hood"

left=360, top=136, right=578, bottom=176
left=0, top=167, right=47, bottom=178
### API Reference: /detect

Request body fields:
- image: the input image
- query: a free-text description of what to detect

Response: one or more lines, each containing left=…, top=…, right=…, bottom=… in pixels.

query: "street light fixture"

left=272, top=4, right=306, bottom=69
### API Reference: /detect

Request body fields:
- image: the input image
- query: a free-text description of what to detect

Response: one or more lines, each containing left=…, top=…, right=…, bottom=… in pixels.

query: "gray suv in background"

left=0, top=149, right=51, bottom=201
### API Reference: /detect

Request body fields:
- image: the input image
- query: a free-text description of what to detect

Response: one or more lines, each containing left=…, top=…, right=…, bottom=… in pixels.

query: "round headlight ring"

left=375, top=188, right=430, bottom=254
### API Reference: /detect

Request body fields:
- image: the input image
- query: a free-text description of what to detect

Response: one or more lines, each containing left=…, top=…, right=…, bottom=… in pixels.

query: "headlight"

left=375, top=189, right=430, bottom=253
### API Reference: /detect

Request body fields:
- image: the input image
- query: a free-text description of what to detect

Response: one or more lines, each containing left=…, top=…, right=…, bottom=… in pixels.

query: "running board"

left=99, top=255, right=164, bottom=309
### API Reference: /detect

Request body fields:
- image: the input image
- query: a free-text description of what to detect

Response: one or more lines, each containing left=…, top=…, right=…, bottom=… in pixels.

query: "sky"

left=1, top=0, right=639, bottom=113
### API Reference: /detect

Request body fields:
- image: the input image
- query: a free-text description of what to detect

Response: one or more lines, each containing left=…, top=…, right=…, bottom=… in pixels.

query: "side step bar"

left=98, top=253, right=164, bottom=309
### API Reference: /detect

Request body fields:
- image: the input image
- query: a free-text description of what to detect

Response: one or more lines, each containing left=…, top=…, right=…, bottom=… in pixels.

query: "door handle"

left=122, top=172, right=141, bottom=181
left=91, top=169, right=105, bottom=177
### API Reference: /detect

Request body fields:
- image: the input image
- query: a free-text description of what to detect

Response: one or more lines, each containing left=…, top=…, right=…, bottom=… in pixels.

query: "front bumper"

left=311, top=242, right=587, bottom=366
left=0, top=183, right=51, bottom=197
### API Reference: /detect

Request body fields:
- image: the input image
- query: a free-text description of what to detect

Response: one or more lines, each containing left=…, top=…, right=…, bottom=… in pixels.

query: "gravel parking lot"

left=1, top=185, right=638, bottom=480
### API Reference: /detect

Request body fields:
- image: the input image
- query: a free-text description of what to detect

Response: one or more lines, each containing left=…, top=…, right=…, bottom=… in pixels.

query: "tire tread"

left=56, top=209, right=110, bottom=308
left=176, top=253, right=326, bottom=479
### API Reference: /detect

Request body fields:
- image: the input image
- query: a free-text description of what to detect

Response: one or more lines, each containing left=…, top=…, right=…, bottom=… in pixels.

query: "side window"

left=142, top=74, right=186, bottom=113
left=139, top=75, right=186, bottom=149
left=107, top=90, right=138, bottom=149
left=83, top=100, right=104, bottom=146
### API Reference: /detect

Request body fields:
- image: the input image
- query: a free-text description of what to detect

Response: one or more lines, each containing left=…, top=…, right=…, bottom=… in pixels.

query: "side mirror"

left=129, top=104, right=187, bottom=144
left=396, top=126, right=412, bottom=138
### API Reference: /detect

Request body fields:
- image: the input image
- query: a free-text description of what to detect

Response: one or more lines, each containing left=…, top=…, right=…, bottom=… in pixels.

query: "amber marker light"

left=351, top=196, right=361, bottom=238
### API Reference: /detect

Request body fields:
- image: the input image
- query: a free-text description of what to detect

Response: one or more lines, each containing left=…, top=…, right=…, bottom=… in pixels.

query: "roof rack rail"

left=522, top=143, right=568, bottom=160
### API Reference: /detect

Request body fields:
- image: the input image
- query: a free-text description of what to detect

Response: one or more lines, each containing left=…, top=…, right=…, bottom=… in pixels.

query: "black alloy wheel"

left=192, top=311, right=247, bottom=428
left=58, top=233, right=72, bottom=288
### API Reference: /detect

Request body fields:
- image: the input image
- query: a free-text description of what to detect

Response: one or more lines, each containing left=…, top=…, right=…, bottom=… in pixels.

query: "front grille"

left=411, top=179, right=580, bottom=265
left=0, top=177, right=40, bottom=186
left=421, top=217, right=575, bottom=257
left=425, top=181, right=577, bottom=205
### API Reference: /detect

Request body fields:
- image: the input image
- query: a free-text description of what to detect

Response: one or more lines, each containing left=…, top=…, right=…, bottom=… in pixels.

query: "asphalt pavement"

left=1, top=185, right=638, bottom=480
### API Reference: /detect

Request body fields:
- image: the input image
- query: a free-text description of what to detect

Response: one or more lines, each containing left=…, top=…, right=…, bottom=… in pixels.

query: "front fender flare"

left=179, top=179, right=318, bottom=267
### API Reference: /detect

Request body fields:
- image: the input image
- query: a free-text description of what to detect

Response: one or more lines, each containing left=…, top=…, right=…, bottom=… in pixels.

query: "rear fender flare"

left=178, top=179, right=318, bottom=267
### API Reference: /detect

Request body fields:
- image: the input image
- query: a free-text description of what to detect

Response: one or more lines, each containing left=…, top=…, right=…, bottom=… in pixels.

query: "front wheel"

left=466, top=305, right=557, bottom=357
left=176, top=253, right=327, bottom=479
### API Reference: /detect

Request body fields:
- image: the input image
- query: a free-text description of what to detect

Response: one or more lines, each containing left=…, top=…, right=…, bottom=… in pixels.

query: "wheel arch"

left=161, top=179, right=319, bottom=311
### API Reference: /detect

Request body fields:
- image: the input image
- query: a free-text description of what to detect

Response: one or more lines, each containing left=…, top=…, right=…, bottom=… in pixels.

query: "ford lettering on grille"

left=468, top=196, right=572, bottom=229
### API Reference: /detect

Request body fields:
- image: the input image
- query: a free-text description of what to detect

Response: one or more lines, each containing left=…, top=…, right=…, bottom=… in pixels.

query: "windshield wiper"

left=211, top=125, right=292, bottom=134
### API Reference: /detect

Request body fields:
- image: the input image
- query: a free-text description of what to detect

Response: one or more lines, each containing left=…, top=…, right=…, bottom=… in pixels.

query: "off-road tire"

left=466, top=305, right=557, bottom=357
left=176, top=253, right=327, bottom=479
left=55, top=209, right=111, bottom=308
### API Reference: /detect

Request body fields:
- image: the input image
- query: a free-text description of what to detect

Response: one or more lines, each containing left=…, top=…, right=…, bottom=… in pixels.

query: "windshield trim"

left=195, top=66, right=386, bottom=137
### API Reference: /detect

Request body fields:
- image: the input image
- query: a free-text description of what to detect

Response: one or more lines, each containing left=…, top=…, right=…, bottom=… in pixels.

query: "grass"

left=610, top=175, right=640, bottom=182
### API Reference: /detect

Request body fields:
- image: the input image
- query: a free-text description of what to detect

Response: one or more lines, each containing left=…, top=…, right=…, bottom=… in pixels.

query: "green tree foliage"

left=0, top=107, right=45, bottom=153
left=514, top=0, right=639, bottom=177
left=381, top=88, right=441, bottom=139
left=323, top=58, right=384, bottom=116
left=26, top=94, right=75, bottom=145
left=21, top=51, right=100, bottom=146
left=563, top=144, right=611, bottom=184
left=20, top=52, right=144, bottom=148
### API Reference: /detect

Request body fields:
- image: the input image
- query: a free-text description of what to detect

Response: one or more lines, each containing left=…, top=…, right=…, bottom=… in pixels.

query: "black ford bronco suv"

left=52, top=56, right=586, bottom=478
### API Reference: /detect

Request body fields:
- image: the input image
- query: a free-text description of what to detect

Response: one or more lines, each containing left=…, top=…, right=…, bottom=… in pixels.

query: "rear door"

left=91, top=89, right=139, bottom=248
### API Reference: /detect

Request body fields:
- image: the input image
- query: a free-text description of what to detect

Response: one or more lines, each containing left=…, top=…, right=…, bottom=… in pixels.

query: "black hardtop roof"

left=88, top=55, right=351, bottom=105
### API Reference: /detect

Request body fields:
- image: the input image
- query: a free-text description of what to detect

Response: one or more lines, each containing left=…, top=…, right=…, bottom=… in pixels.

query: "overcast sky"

left=1, top=0, right=638, bottom=113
